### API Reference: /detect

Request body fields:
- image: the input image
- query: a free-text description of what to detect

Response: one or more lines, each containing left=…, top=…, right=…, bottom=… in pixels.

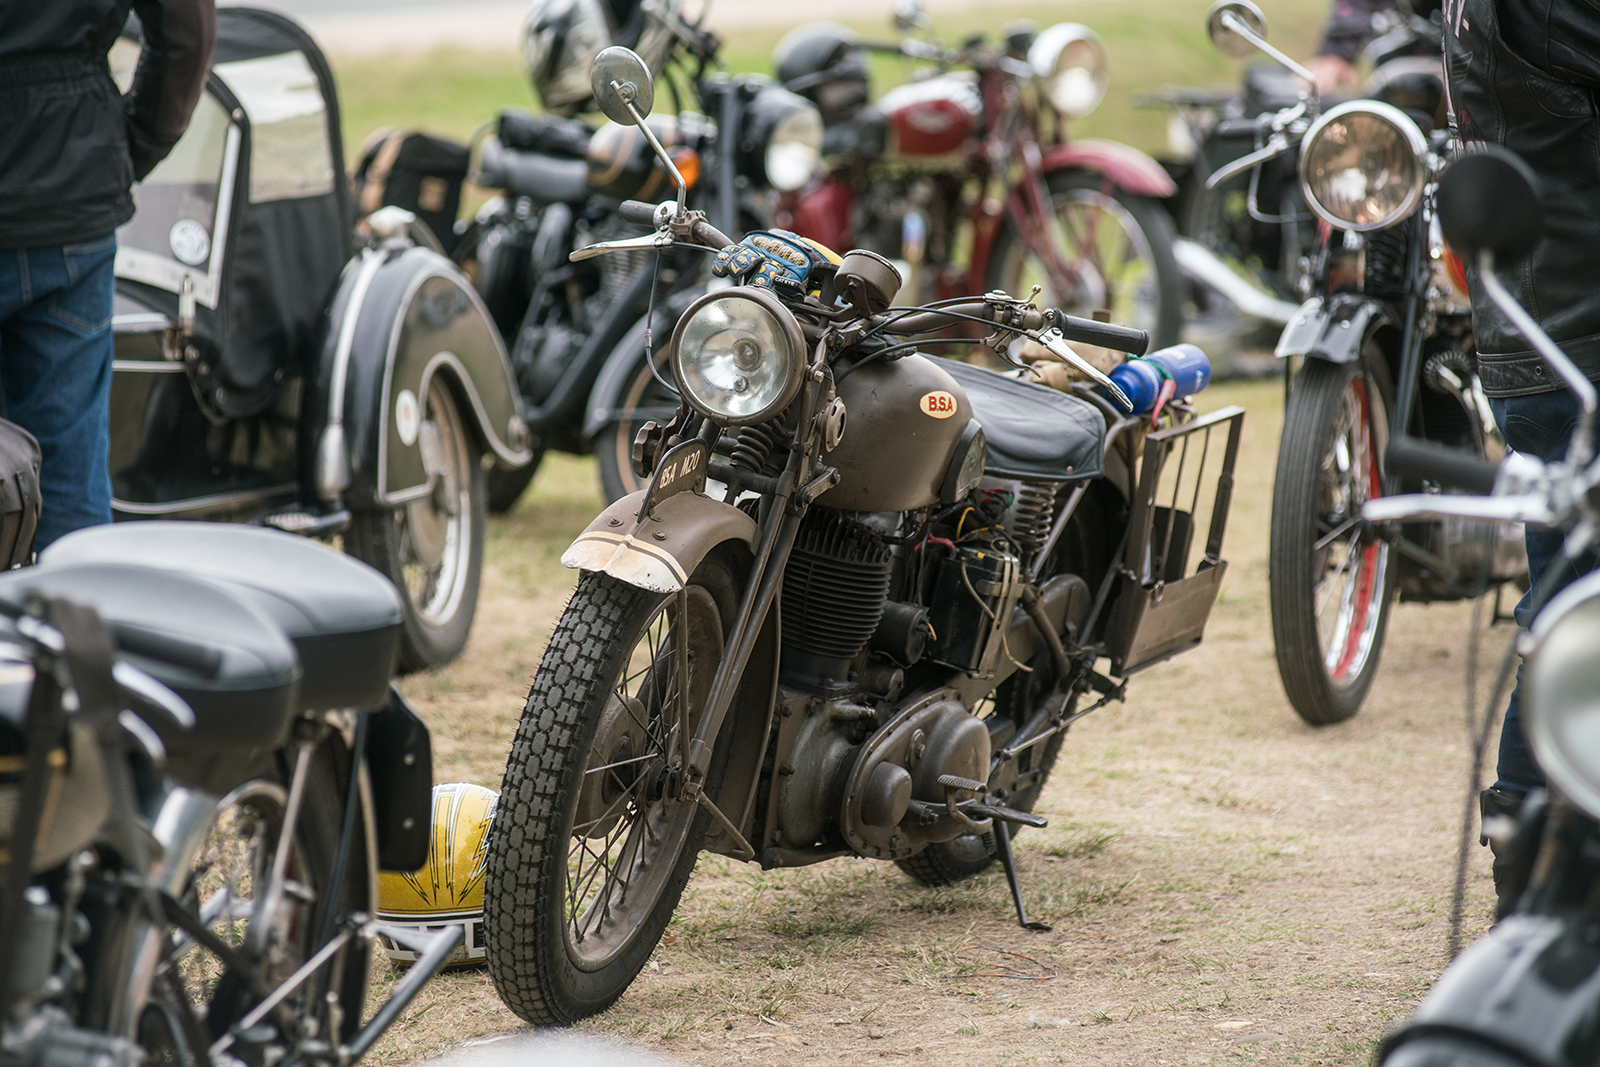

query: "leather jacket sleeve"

left=124, top=0, right=217, bottom=181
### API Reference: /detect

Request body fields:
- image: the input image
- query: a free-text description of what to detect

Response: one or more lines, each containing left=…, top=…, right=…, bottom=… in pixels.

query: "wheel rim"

left=399, top=376, right=475, bottom=628
left=997, top=187, right=1161, bottom=337
left=1313, top=376, right=1389, bottom=688
left=563, top=586, right=723, bottom=970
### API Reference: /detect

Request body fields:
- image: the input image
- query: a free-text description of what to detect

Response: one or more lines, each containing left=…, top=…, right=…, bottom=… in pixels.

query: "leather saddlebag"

left=0, top=420, right=41, bottom=567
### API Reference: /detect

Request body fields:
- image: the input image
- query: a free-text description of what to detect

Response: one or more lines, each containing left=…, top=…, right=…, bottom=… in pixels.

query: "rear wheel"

left=1270, top=357, right=1396, bottom=725
left=985, top=169, right=1183, bottom=350
left=348, top=373, right=486, bottom=671
left=485, top=552, right=740, bottom=1024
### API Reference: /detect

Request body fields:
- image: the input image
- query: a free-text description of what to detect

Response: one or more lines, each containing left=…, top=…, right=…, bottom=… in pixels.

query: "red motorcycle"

left=772, top=7, right=1182, bottom=346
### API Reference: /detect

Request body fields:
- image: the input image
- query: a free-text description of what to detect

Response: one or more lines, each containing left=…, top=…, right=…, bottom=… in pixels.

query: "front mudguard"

left=1274, top=295, right=1390, bottom=365
left=1041, top=140, right=1178, bottom=199
left=313, top=246, right=532, bottom=508
left=1379, top=915, right=1600, bottom=1067
left=561, top=489, right=759, bottom=594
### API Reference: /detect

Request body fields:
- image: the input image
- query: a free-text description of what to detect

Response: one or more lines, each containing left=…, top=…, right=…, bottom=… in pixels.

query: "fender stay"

left=1041, top=140, right=1178, bottom=199
left=1275, top=295, right=1389, bottom=364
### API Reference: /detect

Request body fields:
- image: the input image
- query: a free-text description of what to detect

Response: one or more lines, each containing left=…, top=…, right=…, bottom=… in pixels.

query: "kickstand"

left=993, top=820, right=1051, bottom=932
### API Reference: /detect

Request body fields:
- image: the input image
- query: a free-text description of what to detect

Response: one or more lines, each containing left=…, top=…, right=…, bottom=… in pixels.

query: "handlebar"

left=1053, top=312, right=1150, bottom=356
left=618, top=200, right=734, bottom=249
left=880, top=301, right=1148, bottom=354
left=619, top=200, right=660, bottom=226
left=1387, top=437, right=1499, bottom=495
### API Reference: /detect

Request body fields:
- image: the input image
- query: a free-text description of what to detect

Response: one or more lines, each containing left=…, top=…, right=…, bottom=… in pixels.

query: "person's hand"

left=1304, top=54, right=1358, bottom=95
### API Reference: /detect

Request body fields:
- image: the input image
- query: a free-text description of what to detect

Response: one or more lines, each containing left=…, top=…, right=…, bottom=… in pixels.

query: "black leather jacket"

left=1446, top=0, right=1600, bottom=396
left=0, top=0, right=216, bottom=250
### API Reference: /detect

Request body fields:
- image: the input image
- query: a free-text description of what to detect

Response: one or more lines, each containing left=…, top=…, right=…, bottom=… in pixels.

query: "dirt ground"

left=377, top=377, right=1512, bottom=1066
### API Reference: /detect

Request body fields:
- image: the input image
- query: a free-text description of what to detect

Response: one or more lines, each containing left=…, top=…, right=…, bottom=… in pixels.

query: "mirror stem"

left=1220, top=11, right=1319, bottom=94
left=615, top=81, right=689, bottom=220
left=1479, top=249, right=1596, bottom=467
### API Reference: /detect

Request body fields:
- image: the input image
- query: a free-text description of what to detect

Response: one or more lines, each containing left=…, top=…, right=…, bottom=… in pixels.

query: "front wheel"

left=985, top=169, right=1183, bottom=350
left=484, top=552, right=740, bottom=1024
left=1269, top=357, right=1396, bottom=725
left=347, top=373, right=486, bottom=671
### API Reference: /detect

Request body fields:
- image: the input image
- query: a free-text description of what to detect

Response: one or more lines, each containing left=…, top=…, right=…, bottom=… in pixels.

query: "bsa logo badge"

left=919, top=391, right=957, bottom=418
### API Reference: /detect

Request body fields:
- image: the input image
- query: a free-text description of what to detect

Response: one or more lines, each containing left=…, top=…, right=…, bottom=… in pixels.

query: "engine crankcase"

left=839, top=691, right=991, bottom=860
left=773, top=697, right=872, bottom=848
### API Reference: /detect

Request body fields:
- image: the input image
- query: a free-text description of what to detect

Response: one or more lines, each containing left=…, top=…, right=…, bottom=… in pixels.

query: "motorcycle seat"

left=476, top=136, right=591, bottom=205
left=936, top=358, right=1106, bottom=482
left=0, top=561, right=300, bottom=792
left=41, top=523, right=403, bottom=714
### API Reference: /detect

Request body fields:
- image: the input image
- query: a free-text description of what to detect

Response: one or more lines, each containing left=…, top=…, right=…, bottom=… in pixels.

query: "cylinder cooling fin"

left=779, top=509, right=893, bottom=689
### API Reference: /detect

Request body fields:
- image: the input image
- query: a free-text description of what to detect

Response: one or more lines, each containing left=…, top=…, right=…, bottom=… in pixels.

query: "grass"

left=328, top=0, right=1332, bottom=172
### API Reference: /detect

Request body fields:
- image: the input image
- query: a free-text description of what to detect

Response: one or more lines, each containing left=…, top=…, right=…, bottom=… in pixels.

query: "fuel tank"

left=821, top=353, right=973, bottom=512
left=878, top=74, right=981, bottom=164
left=585, top=115, right=697, bottom=200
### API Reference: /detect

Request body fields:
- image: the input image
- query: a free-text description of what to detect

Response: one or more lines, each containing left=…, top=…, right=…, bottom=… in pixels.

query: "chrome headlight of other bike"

left=670, top=287, right=806, bottom=426
left=1525, top=572, right=1600, bottom=818
left=1298, top=100, right=1427, bottom=232
left=740, top=82, right=824, bottom=192
left=1028, top=23, right=1108, bottom=118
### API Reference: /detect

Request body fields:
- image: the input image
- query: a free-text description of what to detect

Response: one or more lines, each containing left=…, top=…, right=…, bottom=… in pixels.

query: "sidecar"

left=107, top=8, right=532, bottom=670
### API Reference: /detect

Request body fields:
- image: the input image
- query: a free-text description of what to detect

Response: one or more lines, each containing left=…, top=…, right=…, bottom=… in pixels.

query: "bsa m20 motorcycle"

left=1200, top=1, right=1523, bottom=726
left=1, top=520, right=458, bottom=1067
left=1371, top=150, right=1600, bottom=1067
left=770, top=2, right=1183, bottom=348
left=483, top=46, right=1244, bottom=1024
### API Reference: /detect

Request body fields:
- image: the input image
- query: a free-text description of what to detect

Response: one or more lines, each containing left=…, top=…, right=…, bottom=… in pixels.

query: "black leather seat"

left=0, top=561, right=300, bottom=794
left=937, top=359, right=1106, bottom=482
left=42, top=523, right=403, bottom=714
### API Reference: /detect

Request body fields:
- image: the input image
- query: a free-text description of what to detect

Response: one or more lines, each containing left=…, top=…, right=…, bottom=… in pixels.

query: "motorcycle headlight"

left=1027, top=23, right=1108, bottom=118
left=670, top=287, right=806, bottom=426
left=740, top=83, right=823, bottom=192
left=1298, top=100, right=1427, bottom=232
left=1525, top=572, right=1600, bottom=818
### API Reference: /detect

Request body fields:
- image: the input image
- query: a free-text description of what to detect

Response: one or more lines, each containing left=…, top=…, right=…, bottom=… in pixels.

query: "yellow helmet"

left=376, top=782, right=497, bottom=966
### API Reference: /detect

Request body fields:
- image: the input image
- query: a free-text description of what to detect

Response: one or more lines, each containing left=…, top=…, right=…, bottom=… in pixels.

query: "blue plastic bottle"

left=1102, top=344, right=1212, bottom=414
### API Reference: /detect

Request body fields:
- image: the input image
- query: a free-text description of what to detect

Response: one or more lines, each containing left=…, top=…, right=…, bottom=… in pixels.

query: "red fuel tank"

left=878, top=74, right=981, bottom=164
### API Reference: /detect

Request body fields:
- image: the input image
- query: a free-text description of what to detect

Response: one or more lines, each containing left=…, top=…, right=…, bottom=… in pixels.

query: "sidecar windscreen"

left=114, top=8, right=350, bottom=419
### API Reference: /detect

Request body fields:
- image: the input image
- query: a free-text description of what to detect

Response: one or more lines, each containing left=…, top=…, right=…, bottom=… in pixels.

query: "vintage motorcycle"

left=1140, top=2, right=1447, bottom=353
left=769, top=4, right=1184, bottom=349
left=1370, top=150, right=1600, bottom=1067
left=107, top=8, right=532, bottom=670
left=0, top=520, right=459, bottom=1067
left=444, top=0, right=823, bottom=509
left=1196, top=1, right=1524, bottom=726
left=482, top=47, right=1244, bottom=1024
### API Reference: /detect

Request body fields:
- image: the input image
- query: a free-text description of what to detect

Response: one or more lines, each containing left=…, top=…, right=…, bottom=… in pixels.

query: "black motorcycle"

left=482, top=46, right=1245, bottom=1025
left=446, top=1, right=824, bottom=510
left=1191, top=0, right=1525, bottom=726
left=0, top=520, right=458, bottom=1067
left=1370, top=150, right=1600, bottom=1067
left=108, top=8, right=532, bottom=671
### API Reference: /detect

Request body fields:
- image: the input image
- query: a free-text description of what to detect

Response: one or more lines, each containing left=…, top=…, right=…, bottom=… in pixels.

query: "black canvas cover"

left=115, top=8, right=351, bottom=419
left=937, top=358, right=1106, bottom=482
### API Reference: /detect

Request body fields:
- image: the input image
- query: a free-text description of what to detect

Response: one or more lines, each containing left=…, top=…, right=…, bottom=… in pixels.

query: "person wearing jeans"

left=1444, top=0, right=1600, bottom=901
left=0, top=1, right=216, bottom=548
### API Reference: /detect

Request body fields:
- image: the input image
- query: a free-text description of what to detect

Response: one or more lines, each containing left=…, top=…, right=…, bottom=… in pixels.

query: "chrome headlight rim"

left=1297, top=99, right=1428, bottom=233
left=669, top=286, right=806, bottom=427
left=1027, top=23, right=1109, bottom=119
left=1525, top=570, right=1600, bottom=819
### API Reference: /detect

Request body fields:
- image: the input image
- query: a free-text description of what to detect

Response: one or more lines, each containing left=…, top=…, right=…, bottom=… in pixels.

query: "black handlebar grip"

left=1386, top=436, right=1499, bottom=495
left=619, top=200, right=662, bottom=226
left=1052, top=312, right=1149, bottom=356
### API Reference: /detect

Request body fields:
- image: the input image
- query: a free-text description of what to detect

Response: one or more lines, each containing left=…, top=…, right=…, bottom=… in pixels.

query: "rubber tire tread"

left=985, top=169, right=1184, bottom=350
left=484, top=570, right=723, bottom=1025
left=1269, top=358, right=1395, bottom=726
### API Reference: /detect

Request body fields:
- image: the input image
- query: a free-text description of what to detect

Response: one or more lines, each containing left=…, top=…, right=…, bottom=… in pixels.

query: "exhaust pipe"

left=1174, top=238, right=1301, bottom=326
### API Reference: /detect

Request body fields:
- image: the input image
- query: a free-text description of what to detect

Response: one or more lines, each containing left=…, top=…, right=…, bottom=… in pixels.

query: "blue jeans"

left=1487, top=389, right=1599, bottom=794
left=0, top=235, right=115, bottom=551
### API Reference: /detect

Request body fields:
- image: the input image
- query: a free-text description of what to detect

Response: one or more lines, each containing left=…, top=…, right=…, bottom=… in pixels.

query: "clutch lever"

left=570, top=232, right=674, bottom=262
left=1205, top=131, right=1291, bottom=190
left=1031, top=328, right=1133, bottom=412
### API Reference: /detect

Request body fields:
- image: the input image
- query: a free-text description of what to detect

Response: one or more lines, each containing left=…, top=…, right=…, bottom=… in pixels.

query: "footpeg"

left=968, top=801, right=1048, bottom=829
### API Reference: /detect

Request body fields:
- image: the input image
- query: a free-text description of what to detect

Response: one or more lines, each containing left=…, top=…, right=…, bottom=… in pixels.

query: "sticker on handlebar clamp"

left=920, top=391, right=958, bottom=419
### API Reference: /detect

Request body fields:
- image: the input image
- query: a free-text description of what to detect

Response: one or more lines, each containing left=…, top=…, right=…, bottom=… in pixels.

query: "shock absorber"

left=728, top=422, right=784, bottom=476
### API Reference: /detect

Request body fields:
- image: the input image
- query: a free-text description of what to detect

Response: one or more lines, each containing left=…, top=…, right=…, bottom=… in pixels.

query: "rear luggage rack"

left=1105, top=405, right=1245, bottom=675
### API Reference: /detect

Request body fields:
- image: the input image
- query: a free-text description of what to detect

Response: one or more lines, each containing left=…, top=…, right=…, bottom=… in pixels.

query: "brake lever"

left=1032, top=328, right=1133, bottom=411
left=570, top=232, right=674, bottom=262
left=1205, top=131, right=1291, bottom=190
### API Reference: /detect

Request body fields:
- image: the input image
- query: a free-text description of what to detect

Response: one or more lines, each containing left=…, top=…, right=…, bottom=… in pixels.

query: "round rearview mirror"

left=1438, top=146, right=1543, bottom=263
left=591, top=46, right=654, bottom=126
left=1207, top=0, right=1268, bottom=57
